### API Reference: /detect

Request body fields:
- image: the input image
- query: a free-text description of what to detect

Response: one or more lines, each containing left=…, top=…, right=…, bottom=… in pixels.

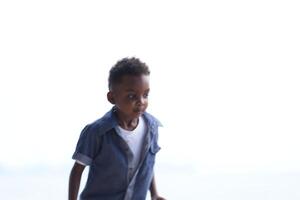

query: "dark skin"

left=107, top=75, right=150, bottom=130
left=68, top=74, right=165, bottom=200
left=69, top=162, right=85, bottom=200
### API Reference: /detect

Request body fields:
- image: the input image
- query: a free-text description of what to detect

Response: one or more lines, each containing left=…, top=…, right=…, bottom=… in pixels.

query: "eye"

left=128, top=94, right=135, bottom=100
left=143, top=93, right=149, bottom=98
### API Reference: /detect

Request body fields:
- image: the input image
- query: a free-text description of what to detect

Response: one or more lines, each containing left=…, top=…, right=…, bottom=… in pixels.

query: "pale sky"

left=0, top=0, right=299, bottom=174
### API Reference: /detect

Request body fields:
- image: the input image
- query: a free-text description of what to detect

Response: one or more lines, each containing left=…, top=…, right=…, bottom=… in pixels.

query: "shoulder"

left=143, top=112, right=163, bottom=128
left=82, top=108, right=118, bottom=136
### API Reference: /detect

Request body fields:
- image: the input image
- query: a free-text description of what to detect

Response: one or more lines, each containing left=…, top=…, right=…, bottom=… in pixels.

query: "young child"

left=69, top=57, right=165, bottom=200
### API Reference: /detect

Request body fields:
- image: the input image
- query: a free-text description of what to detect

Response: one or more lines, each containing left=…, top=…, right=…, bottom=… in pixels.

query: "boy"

left=69, top=57, right=165, bottom=200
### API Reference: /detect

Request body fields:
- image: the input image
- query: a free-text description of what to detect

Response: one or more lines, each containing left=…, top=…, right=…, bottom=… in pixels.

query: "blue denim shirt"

left=72, top=107, right=162, bottom=200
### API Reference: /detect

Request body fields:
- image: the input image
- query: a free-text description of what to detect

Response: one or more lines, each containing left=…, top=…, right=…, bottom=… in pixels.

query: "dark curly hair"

left=108, top=57, right=150, bottom=90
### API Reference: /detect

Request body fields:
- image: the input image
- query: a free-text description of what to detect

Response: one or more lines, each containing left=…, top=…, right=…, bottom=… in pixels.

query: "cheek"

left=125, top=99, right=136, bottom=107
left=144, top=100, right=149, bottom=107
left=116, top=99, right=131, bottom=108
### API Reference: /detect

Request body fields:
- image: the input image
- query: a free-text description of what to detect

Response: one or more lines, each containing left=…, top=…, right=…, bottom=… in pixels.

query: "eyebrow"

left=125, top=89, right=150, bottom=92
left=125, top=89, right=135, bottom=92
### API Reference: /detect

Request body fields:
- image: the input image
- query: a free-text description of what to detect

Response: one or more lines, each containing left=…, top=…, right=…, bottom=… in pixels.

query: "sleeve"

left=72, top=124, right=101, bottom=166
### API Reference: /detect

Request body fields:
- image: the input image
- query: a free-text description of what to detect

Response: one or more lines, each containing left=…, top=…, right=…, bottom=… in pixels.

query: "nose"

left=137, top=96, right=146, bottom=105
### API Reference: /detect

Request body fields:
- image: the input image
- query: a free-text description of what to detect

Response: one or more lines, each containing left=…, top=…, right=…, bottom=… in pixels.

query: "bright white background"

left=0, top=0, right=300, bottom=199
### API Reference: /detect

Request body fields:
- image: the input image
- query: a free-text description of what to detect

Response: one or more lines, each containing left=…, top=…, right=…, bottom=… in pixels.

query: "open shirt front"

left=72, top=107, right=161, bottom=200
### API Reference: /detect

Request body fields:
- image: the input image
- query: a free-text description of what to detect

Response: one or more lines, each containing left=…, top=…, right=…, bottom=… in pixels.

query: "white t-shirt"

left=116, top=116, right=147, bottom=172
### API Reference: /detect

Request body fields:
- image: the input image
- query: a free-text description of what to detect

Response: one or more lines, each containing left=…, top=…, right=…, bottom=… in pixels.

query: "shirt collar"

left=97, top=107, right=161, bottom=134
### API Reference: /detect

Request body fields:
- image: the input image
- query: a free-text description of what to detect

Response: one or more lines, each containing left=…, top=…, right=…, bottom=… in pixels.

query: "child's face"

left=108, top=75, right=150, bottom=120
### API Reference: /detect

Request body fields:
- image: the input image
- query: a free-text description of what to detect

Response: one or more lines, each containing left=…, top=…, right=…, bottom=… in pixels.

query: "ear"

left=107, top=91, right=115, bottom=104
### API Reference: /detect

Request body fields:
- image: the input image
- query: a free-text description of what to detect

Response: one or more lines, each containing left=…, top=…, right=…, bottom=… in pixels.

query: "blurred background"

left=0, top=0, right=299, bottom=199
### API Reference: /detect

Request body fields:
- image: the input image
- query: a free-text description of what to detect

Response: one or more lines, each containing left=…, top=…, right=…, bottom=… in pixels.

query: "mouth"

left=133, top=108, right=144, bottom=114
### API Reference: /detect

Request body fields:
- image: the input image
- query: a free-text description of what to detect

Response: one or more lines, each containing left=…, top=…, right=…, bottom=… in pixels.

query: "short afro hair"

left=108, top=57, right=150, bottom=90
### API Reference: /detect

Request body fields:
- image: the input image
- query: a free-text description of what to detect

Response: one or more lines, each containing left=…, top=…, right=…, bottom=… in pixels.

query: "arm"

left=150, top=173, right=166, bottom=200
left=69, top=162, right=86, bottom=200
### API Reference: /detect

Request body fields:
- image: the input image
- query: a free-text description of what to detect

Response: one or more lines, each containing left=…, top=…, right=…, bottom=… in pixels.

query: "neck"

left=114, top=110, right=139, bottom=131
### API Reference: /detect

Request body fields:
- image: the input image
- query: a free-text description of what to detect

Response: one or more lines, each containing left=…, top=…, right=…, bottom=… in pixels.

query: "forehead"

left=114, top=75, right=150, bottom=91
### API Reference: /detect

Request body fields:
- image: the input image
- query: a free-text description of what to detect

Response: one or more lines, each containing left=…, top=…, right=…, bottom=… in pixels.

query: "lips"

left=133, top=107, right=144, bottom=113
